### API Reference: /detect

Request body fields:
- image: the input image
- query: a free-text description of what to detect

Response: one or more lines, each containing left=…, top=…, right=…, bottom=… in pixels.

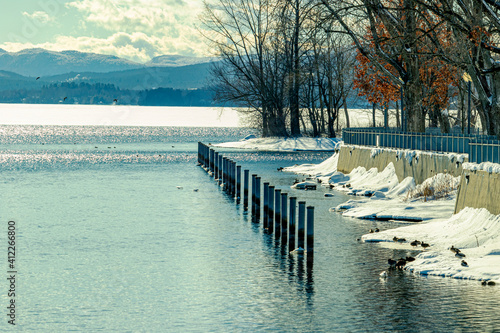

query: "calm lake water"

left=0, top=122, right=499, bottom=332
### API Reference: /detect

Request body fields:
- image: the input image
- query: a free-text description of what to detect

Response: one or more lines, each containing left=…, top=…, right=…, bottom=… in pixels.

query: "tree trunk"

left=342, top=95, right=350, bottom=128
left=372, top=102, right=376, bottom=127
left=289, top=0, right=301, bottom=137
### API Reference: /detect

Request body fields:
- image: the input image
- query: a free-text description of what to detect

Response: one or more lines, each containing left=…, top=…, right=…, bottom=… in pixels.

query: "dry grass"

left=405, top=173, right=459, bottom=202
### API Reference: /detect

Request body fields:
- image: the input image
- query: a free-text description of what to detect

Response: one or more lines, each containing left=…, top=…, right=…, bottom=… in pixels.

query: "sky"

left=0, top=0, right=210, bottom=63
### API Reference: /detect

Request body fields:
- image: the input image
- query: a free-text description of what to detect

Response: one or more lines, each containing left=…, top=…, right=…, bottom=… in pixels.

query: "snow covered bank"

left=282, top=145, right=499, bottom=284
left=214, top=137, right=342, bottom=151
left=337, top=144, right=466, bottom=185
left=363, top=207, right=500, bottom=283
left=217, top=136, right=500, bottom=283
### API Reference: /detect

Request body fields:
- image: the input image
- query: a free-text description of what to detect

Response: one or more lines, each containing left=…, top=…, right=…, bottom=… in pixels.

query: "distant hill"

left=0, top=48, right=221, bottom=104
left=146, top=55, right=217, bottom=67
left=0, top=81, right=221, bottom=107
left=0, top=48, right=218, bottom=77
left=38, top=64, right=213, bottom=90
left=0, top=70, right=39, bottom=91
left=0, top=48, right=143, bottom=77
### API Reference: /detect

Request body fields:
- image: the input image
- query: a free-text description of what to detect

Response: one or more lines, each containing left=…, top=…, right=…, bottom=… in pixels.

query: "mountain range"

left=0, top=48, right=215, bottom=77
left=0, top=48, right=217, bottom=93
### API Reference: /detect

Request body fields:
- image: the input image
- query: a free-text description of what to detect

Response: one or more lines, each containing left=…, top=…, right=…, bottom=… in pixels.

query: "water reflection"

left=7, top=125, right=500, bottom=331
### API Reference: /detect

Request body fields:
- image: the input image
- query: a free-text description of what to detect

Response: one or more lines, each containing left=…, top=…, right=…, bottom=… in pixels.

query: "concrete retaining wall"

left=454, top=169, right=500, bottom=215
left=337, top=145, right=466, bottom=185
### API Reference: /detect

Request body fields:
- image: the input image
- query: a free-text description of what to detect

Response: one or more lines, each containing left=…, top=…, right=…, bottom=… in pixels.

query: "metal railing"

left=469, top=139, right=500, bottom=163
left=342, top=127, right=500, bottom=163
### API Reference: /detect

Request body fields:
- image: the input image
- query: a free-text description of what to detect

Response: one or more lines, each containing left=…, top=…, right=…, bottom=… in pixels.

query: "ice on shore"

left=265, top=138, right=500, bottom=284
left=214, top=137, right=342, bottom=151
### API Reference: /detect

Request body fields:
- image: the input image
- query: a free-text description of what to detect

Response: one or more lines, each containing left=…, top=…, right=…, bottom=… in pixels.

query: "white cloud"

left=0, top=30, right=209, bottom=63
left=1, top=0, right=212, bottom=62
left=66, top=0, right=199, bottom=34
left=22, top=11, right=54, bottom=26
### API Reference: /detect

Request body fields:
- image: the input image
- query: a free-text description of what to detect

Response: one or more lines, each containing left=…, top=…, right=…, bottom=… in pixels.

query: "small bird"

left=193, top=189, right=199, bottom=192
left=388, top=258, right=397, bottom=268
left=290, top=247, right=305, bottom=254
left=396, top=258, right=407, bottom=269
left=406, top=256, right=416, bottom=262
left=36, top=76, right=40, bottom=80
left=461, top=260, right=468, bottom=267
left=410, top=240, right=418, bottom=247
left=482, top=280, right=496, bottom=286
left=450, top=245, right=461, bottom=254
left=176, top=186, right=183, bottom=189
left=375, top=228, right=379, bottom=232
left=397, top=238, right=406, bottom=243
left=393, top=237, right=399, bottom=242
left=421, top=242, right=430, bottom=249
left=63, top=97, right=67, bottom=101
left=113, top=99, right=118, bottom=103
left=455, top=252, right=466, bottom=258
left=369, top=229, right=375, bottom=233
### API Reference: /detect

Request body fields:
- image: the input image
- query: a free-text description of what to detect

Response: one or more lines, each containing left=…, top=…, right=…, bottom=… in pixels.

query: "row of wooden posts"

left=198, top=142, right=314, bottom=256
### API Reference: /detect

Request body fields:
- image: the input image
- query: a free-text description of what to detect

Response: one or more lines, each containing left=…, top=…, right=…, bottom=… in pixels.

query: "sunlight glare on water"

left=0, top=111, right=499, bottom=331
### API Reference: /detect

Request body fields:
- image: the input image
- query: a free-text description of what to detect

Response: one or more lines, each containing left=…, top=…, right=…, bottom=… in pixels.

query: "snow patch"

left=463, top=161, right=500, bottom=174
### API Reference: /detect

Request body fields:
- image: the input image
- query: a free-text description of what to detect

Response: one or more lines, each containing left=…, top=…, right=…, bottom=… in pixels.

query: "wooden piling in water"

left=226, top=159, right=230, bottom=193
left=197, top=142, right=200, bottom=164
left=255, top=176, right=261, bottom=219
left=214, top=151, right=219, bottom=179
left=221, top=157, right=226, bottom=186
left=268, top=186, right=275, bottom=233
left=244, top=170, right=249, bottom=210
left=209, top=149, right=214, bottom=174
left=232, top=161, right=236, bottom=197
left=298, top=201, right=306, bottom=249
left=274, top=189, right=281, bottom=238
left=251, top=174, right=257, bottom=215
left=289, top=197, right=297, bottom=252
left=232, top=162, right=236, bottom=195
left=306, top=206, right=314, bottom=256
left=229, top=160, right=233, bottom=195
left=236, top=165, right=241, bottom=201
left=263, top=182, right=269, bottom=229
left=281, top=192, right=288, bottom=245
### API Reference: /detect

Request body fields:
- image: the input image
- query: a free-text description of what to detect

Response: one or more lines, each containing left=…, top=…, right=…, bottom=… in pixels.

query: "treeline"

left=201, top=0, right=361, bottom=137
left=0, top=82, right=220, bottom=106
left=201, top=0, right=500, bottom=137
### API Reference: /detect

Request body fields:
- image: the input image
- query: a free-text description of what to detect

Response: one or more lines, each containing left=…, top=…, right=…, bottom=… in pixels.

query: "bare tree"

left=319, top=0, right=461, bottom=132
left=201, top=0, right=288, bottom=136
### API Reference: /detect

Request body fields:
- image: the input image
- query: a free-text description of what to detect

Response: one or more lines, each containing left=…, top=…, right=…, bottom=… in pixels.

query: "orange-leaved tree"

left=352, top=0, right=460, bottom=132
